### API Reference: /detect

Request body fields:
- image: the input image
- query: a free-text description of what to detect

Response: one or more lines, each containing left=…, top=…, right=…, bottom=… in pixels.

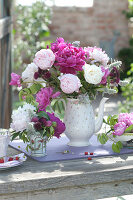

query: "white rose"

left=22, top=63, right=38, bottom=82
left=83, top=64, right=104, bottom=84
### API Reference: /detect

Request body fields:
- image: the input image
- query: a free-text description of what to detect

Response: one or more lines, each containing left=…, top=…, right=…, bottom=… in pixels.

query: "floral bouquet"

left=98, top=113, right=133, bottom=153
left=9, top=37, right=126, bottom=147
left=10, top=103, right=65, bottom=152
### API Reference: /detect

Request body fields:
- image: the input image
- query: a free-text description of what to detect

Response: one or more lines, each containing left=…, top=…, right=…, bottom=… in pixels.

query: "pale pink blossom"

left=59, top=74, right=82, bottom=94
left=113, top=122, right=127, bottom=136
left=118, top=113, right=132, bottom=127
left=33, top=49, right=55, bottom=70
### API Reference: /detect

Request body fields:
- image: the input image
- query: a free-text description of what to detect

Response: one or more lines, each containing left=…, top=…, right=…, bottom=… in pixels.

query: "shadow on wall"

left=49, top=0, right=129, bottom=57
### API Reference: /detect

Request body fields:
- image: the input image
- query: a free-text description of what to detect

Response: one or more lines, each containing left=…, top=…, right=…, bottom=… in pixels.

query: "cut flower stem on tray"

left=98, top=113, right=133, bottom=153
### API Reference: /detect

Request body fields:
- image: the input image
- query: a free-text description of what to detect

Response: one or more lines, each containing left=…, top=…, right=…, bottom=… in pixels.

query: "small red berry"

left=88, top=157, right=92, bottom=160
left=8, top=157, right=13, bottom=161
left=90, top=152, right=93, bottom=155
left=84, top=152, right=88, bottom=155
left=0, top=159, right=4, bottom=163
left=15, top=157, right=19, bottom=160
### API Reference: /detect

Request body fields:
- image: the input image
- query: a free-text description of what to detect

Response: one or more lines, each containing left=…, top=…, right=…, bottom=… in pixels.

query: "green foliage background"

left=118, top=0, right=133, bottom=112
left=13, top=1, right=52, bottom=71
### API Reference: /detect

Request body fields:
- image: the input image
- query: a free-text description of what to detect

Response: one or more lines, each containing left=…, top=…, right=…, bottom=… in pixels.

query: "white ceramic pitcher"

left=53, top=96, right=108, bottom=147
left=0, top=130, right=10, bottom=157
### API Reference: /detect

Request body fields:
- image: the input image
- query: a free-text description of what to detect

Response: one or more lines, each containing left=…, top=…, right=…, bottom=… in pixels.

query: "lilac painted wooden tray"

left=9, top=135, right=133, bottom=162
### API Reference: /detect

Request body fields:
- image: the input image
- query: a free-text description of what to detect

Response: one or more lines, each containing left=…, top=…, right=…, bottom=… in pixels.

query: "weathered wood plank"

left=0, top=17, right=11, bottom=39
left=1, top=147, right=133, bottom=195
left=1, top=34, right=11, bottom=128
left=1, top=147, right=133, bottom=199
left=0, top=0, right=4, bottom=19
left=0, top=39, right=2, bottom=125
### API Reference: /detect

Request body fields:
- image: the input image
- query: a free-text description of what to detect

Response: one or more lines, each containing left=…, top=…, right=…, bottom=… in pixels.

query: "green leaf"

left=125, top=124, right=133, bottom=133
left=30, top=83, right=42, bottom=94
left=112, top=143, right=120, bottom=153
left=26, top=95, right=34, bottom=103
left=97, top=133, right=108, bottom=144
left=37, top=111, right=50, bottom=120
left=117, top=141, right=123, bottom=149
left=103, top=118, right=107, bottom=124
left=50, top=126, right=54, bottom=135
left=11, top=132, right=20, bottom=141
left=112, top=115, right=118, bottom=120
left=19, top=90, right=24, bottom=101
left=23, top=88, right=31, bottom=94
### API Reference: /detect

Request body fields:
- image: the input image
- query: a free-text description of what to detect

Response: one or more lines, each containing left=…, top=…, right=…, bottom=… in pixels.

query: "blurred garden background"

left=1, top=0, right=133, bottom=128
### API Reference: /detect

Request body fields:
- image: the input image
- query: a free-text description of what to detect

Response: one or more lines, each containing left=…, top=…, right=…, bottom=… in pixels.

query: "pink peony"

left=36, top=87, right=61, bottom=111
left=113, top=122, right=127, bottom=136
left=47, top=112, right=66, bottom=138
left=33, top=49, right=55, bottom=70
left=51, top=38, right=86, bottom=74
left=100, top=66, right=110, bottom=85
left=9, top=73, right=21, bottom=87
left=118, top=113, right=132, bottom=127
left=59, top=74, right=82, bottom=94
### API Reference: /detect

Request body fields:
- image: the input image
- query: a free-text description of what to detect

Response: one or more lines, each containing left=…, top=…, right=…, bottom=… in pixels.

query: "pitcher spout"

left=95, top=97, right=109, bottom=134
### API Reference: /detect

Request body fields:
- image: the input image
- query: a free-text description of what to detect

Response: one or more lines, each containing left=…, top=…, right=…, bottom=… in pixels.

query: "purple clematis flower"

left=47, top=112, right=66, bottom=138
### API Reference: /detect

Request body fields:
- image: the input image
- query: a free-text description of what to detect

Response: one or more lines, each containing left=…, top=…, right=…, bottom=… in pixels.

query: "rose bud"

left=34, top=122, right=42, bottom=131
left=31, top=117, right=39, bottom=123
left=45, top=121, right=52, bottom=127
left=34, top=72, right=39, bottom=79
left=42, top=71, right=51, bottom=79
left=39, top=117, right=47, bottom=125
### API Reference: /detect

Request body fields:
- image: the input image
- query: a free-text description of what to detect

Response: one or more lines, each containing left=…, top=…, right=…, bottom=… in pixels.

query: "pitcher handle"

left=59, top=98, right=67, bottom=111
left=49, top=99, right=67, bottom=118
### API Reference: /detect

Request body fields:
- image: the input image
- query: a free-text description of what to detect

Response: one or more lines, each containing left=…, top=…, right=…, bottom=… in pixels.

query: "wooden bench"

left=0, top=146, right=133, bottom=200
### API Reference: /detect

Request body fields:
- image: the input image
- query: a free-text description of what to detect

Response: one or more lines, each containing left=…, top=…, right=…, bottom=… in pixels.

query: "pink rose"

left=118, top=113, right=132, bottom=127
left=113, top=122, right=127, bottom=136
left=59, top=74, right=82, bottom=94
left=9, top=73, right=21, bottom=87
left=33, top=49, right=55, bottom=70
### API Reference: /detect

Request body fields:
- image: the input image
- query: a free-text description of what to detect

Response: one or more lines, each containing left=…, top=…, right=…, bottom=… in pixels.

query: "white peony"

left=85, top=47, right=109, bottom=66
left=22, top=63, right=38, bottom=83
left=90, top=49, right=109, bottom=66
left=83, top=64, right=104, bottom=84
left=10, top=103, right=36, bottom=133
